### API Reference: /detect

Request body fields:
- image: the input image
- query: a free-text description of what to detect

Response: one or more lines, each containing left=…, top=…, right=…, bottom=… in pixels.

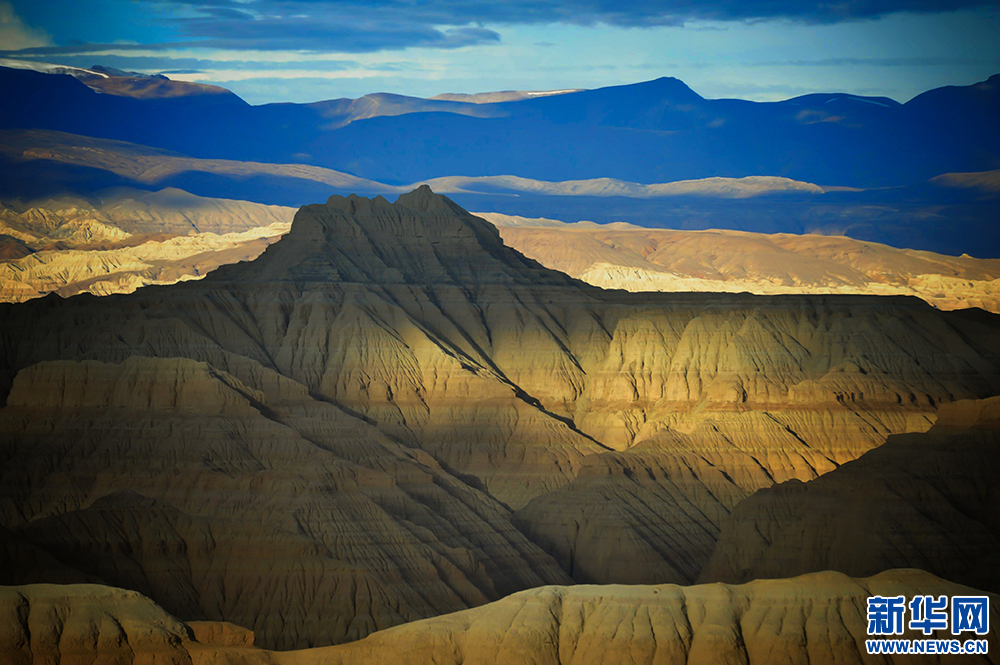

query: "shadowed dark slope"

left=700, top=394, right=1000, bottom=593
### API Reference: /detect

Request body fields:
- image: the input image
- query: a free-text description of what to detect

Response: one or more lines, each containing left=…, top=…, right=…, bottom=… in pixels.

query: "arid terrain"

left=485, top=213, right=1000, bottom=313
left=4, top=183, right=1000, bottom=314
left=5, top=569, right=996, bottom=665
left=0, top=187, right=292, bottom=300
left=2, top=189, right=999, bottom=659
left=2, top=62, right=1000, bottom=665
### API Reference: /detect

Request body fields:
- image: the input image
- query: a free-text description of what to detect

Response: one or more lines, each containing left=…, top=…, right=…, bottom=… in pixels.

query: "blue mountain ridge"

left=1, top=67, right=998, bottom=189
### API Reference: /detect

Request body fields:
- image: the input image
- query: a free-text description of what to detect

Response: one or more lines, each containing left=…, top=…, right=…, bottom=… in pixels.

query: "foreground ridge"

left=2, top=570, right=996, bottom=664
left=701, top=395, right=1000, bottom=591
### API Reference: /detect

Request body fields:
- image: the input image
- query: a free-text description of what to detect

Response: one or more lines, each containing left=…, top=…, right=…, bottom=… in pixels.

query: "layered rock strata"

left=2, top=188, right=1000, bottom=645
left=0, top=188, right=294, bottom=301
left=0, top=356, right=570, bottom=649
left=700, top=395, right=1000, bottom=593
left=3, top=571, right=996, bottom=665
left=483, top=213, right=1000, bottom=313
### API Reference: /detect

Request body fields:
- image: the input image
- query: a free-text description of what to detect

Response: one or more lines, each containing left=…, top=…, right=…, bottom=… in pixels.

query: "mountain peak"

left=316, top=186, right=471, bottom=222
left=396, top=183, right=469, bottom=212
left=652, top=75, right=688, bottom=86
left=647, top=76, right=703, bottom=100
left=214, top=187, right=575, bottom=288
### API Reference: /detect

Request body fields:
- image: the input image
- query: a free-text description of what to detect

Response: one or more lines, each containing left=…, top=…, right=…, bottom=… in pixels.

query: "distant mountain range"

left=2, top=64, right=998, bottom=189
left=2, top=64, right=999, bottom=256
left=430, top=89, right=584, bottom=103
left=2, top=127, right=999, bottom=257
left=0, top=186, right=293, bottom=302
left=483, top=213, right=1000, bottom=313
left=0, top=128, right=828, bottom=201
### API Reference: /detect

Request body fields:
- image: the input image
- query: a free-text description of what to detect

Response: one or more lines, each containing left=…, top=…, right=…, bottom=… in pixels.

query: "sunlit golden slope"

left=0, top=187, right=293, bottom=301
left=3, top=570, right=996, bottom=665
left=481, top=212, right=1000, bottom=313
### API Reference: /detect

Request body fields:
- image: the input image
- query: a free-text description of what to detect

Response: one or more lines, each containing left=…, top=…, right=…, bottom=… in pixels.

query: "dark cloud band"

left=155, top=0, right=1000, bottom=29
left=6, top=0, right=1000, bottom=55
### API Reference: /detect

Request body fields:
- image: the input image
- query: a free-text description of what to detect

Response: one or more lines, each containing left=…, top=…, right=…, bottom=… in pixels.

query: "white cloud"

left=0, top=1, right=52, bottom=50
left=169, top=68, right=389, bottom=82
left=15, top=45, right=420, bottom=66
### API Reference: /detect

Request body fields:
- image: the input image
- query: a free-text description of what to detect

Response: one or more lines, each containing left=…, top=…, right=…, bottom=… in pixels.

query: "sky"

left=1, top=0, right=999, bottom=105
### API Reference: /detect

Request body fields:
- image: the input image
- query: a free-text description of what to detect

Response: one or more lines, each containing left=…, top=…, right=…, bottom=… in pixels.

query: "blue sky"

left=1, top=0, right=999, bottom=105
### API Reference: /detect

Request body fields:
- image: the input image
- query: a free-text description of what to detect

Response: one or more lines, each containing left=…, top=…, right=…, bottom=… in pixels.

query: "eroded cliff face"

left=0, top=356, right=570, bottom=650
left=312, top=569, right=1000, bottom=665
left=5, top=571, right=996, bottom=665
left=2, top=188, right=1000, bottom=646
left=0, top=584, right=203, bottom=665
left=700, top=395, right=1000, bottom=593
left=0, top=188, right=293, bottom=302
left=0, top=583, right=266, bottom=665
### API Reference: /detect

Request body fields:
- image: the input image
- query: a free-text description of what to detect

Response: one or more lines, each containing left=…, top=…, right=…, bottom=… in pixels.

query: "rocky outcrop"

left=0, top=222, right=289, bottom=302
left=0, top=187, right=294, bottom=302
left=512, top=445, right=750, bottom=586
left=484, top=213, right=1000, bottom=313
left=3, top=189, right=1000, bottom=646
left=0, top=584, right=270, bottom=665
left=1, top=187, right=294, bottom=239
left=700, top=396, right=1000, bottom=593
left=317, top=569, right=999, bottom=665
left=510, top=404, right=930, bottom=585
left=0, top=235, right=33, bottom=260
left=5, top=570, right=995, bottom=665
left=186, top=621, right=256, bottom=648
left=0, top=356, right=571, bottom=650
left=0, top=584, right=202, bottom=665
